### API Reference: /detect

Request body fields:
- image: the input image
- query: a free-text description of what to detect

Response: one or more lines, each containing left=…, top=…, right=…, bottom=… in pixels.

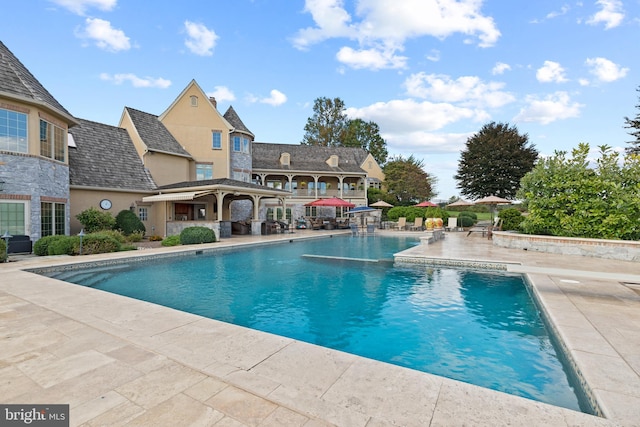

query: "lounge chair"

left=445, top=217, right=459, bottom=232
left=395, top=217, right=407, bottom=231
left=466, top=220, right=491, bottom=237
left=410, top=217, right=423, bottom=231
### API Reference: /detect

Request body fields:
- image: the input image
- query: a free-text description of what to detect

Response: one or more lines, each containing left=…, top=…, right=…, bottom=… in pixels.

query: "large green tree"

left=624, top=85, right=640, bottom=154
left=301, top=97, right=349, bottom=146
left=517, top=143, right=640, bottom=240
left=383, top=155, right=436, bottom=205
left=343, top=118, right=388, bottom=165
left=455, top=122, right=538, bottom=200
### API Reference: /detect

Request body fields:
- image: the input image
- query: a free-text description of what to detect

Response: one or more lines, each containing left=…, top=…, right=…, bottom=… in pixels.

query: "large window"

left=138, top=207, right=148, bottom=221
left=0, top=109, right=27, bottom=153
left=0, top=202, right=27, bottom=235
left=212, top=131, right=221, bottom=149
left=39, top=119, right=65, bottom=161
left=196, top=164, right=213, bottom=180
left=232, top=136, right=250, bottom=153
left=41, top=202, right=65, bottom=237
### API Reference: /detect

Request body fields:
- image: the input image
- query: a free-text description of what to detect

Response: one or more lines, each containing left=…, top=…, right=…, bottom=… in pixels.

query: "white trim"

left=142, top=191, right=213, bottom=202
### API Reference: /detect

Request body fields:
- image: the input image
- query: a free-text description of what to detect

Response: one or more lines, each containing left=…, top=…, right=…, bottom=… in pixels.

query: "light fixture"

left=78, top=229, right=85, bottom=255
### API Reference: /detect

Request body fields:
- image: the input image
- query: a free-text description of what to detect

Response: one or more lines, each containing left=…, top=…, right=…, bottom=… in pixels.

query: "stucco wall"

left=492, top=231, right=640, bottom=262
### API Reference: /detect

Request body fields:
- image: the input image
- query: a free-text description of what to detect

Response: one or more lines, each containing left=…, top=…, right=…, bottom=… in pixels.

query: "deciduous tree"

left=343, top=118, right=388, bottom=165
left=455, top=122, right=538, bottom=200
left=383, top=155, right=436, bottom=205
left=301, top=97, right=349, bottom=146
left=624, top=85, right=640, bottom=154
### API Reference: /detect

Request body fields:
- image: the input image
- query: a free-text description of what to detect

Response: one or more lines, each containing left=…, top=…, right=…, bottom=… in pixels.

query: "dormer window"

left=280, top=152, right=290, bottom=166
left=190, top=95, right=198, bottom=107
left=327, top=155, right=339, bottom=167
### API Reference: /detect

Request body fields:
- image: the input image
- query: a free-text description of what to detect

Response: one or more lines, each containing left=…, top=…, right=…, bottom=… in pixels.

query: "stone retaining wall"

left=492, top=231, right=640, bottom=262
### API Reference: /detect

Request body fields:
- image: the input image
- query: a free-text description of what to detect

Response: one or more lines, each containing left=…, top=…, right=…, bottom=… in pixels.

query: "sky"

left=2, top=0, right=639, bottom=199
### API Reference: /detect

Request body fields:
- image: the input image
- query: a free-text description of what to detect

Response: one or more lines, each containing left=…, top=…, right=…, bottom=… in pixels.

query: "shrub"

left=34, top=235, right=67, bottom=256
left=77, top=233, right=121, bottom=255
left=0, top=239, right=6, bottom=262
left=48, top=236, right=76, bottom=255
left=161, top=235, right=181, bottom=246
left=180, top=226, right=216, bottom=245
left=458, top=215, right=475, bottom=227
left=387, top=206, right=449, bottom=223
left=76, top=207, right=116, bottom=233
left=98, top=229, right=126, bottom=243
left=499, top=208, right=525, bottom=231
left=126, top=231, right=144, bottom=242
left=458, top=211, right=478, bottom=221
left=115, top=209, right=146, bottom=235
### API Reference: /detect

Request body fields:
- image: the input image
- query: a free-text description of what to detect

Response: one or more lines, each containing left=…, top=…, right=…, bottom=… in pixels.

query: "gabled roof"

left=0, top=41, right=77, bottom=125
left=124, top=107, right=192, bottom=158
left=223, top=106, right=254, bottom=138
left=251, top=142, right=370, bottom=173
left=68, top=118, right=156, bottom=191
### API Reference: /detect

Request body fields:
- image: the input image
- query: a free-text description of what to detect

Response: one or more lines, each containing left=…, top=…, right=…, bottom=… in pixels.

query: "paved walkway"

left=1, top=230, right=638, bottom=426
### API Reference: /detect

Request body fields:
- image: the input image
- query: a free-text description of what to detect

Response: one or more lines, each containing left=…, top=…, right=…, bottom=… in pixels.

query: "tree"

left=517, top=143, right=640, bottom=240
left=455, top=122, right=538, bottom=200
left=301, top=97, right=349, bottom=146
left=624, top=85, right=640, bottom=154
left=383, top=155, right=436, bottom=205
left=343, top=118, right=388, bottom=165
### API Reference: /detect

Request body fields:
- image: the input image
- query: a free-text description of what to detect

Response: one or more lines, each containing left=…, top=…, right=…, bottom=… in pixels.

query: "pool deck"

left=1, top=230, right=639, bottom=426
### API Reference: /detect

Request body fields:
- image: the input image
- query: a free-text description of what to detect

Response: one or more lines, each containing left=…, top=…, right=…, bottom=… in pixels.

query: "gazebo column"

left=251, top=195, right=262, bottom=235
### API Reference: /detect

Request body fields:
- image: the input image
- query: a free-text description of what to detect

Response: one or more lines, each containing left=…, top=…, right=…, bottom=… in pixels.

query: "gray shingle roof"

left=0, top=41, right=76, bottom=122
left=69, top=118, right=156, bottom=191
left=125, top=107, right=192, bottom=157
left=223, top=106, right=254, bottom=137
left=156, top=178, right=290, bottom=194
left=252, top=142, right=369, bottom=173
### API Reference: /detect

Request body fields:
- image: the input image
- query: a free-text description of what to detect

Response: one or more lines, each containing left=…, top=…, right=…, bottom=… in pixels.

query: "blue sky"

left=2, top=0, right=638, bottom=199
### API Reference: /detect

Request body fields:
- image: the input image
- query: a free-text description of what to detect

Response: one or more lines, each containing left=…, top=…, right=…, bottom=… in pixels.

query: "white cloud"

left=385, top=130, right=471, bottom=154
left=426, top=49, right=440, bottom=62
left=587, top=0, right=624, bottom=29
left=77, top=18, right=130, bottom=52
left=99, top=73, right=171, bottom=88
left=492, top=62, right=511, bottom=75
left=403, top=73, right=515, bottom=109
left=346, top=99, right=488, bottom=134
left=546, top=5, right=571, bottom=19
left=184, top=21, right=218, bottom=56
left=536, top=61, right=568, bottom=83
left=585, top=57, right=628, bottom=82
left=514, top=91, right=583, bottom=124
left=250, top=89, right=288, bottom=106
left=336, top=46, right=407, bottom=69
left=49, top=0, right=116, bottom=15
left=292, top=0, right=501, bottom=70
left=207, top=86, right=236, bottom=102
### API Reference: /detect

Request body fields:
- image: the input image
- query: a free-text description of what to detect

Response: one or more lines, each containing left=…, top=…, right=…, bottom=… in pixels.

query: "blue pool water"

left=44, top=235, right=588, bottom=412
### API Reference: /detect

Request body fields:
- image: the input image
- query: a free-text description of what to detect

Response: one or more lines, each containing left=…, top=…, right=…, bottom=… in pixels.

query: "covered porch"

left=142, top=178, right=290, bottom=239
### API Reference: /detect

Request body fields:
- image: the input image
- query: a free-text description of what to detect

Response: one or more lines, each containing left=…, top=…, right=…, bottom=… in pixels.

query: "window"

left=233, top=136, right=241, bottom=152
left=233, top=171, right=250, bottom=182
left=196, top=164, right=213, bottom=180
left=212, top=131, right=222, bottom=149
left=40, top=119, right=65, bottom=161
left=0, top=202, right=27, bottom=235
left=305, top=206, right=317, bottom=217
left=0, top=109, right=27, bottom=153
left=41, top=202, right=65, bottom=237
left=243, top=137, right=249, bottom=153
left=138, top=207, right=148, bottom=221
left=190, top=95, right=198, bottom=107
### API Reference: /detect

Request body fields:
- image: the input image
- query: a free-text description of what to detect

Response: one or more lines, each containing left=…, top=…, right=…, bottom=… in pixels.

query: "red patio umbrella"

left=305, top=197, right=355, bottom=208
left=414, top=200, right=437, bottom=207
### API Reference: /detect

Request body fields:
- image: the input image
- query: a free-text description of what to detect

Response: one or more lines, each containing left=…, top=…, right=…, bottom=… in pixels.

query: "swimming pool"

left=42, top=235, right=590, bottom=413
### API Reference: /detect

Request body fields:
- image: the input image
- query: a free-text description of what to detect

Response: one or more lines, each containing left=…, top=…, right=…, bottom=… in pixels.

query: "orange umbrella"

left=305, top=197, right=355, bottom=208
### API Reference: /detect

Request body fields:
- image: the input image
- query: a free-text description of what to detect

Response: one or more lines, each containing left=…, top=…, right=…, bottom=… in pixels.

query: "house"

left=0, top=41, right=78, bottom=241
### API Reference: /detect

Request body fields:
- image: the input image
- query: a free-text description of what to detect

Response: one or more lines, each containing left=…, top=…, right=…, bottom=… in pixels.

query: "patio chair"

left=395, top=217, right=407, bottom=231
left=487, top=218, right=503, bottom=239
left=466, top=220, right=491, bottom=237
left=410, top=217, right=423, bottom=231
left=445, top=217, right=459, bottom=232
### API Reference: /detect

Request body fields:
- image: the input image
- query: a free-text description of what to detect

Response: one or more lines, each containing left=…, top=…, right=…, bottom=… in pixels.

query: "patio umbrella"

left=446, top=199, right=473, bottom=207
left=344, top=206, right=378, bottom=214
left=305, top=197, right=355, bottom=208
left=415, top=200, right=437, bottom=207
left=370, top=200, right=393, bottom=208
left=474, top=195, right=511, bottom=222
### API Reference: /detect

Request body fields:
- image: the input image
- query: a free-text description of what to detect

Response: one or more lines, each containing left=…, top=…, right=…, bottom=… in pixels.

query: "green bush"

left=458, top=216, right=475, bottom=227
left=180, top=226, right=216, bottom=245
left=499, top=208, right=525, bottom=231
left=115, top=209, right=146, bottom=235
left=48, top=236, right=76, bottom=255
left=77, top=233, right=121, bottom=255
left=126, top=231, right=144, bottom=242
left=387, top=206, right=449, bottom=223
left=76, top=207, right=116, bottom=233
left=97, top=229, right=126, bottom=243
left=161, top=235, right=181, bottom=246
left=0, top=239, right=6, bottom=262
left=34, top=235, right=67, bottom=256
left=458, top=211, right=478, bottom=220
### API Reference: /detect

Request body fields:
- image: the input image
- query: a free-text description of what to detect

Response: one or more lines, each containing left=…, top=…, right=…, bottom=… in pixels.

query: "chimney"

left=209, top=97, right=217, bottom=109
